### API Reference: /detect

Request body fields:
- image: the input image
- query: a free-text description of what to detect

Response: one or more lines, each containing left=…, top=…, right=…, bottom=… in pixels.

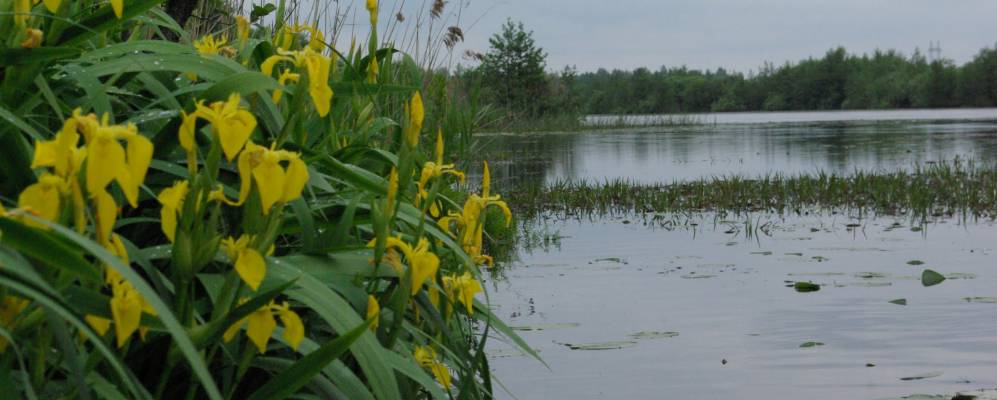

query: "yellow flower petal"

left=366, top=295, right=380, bottom=331
left=305, top=53, right=332, bottom=117
left=94, top=189, right=117, bottom=245
left=179, top=110, right=197, bottom=153
left=219, top=110, right=256, bottom=162
left=223, top=317, right=247, bottom=343
left=85, top=314, right=111, bottom=336
left=20, top=27, right=43, bottom=48
left=43, top=0, right=61, bottom=13
left=409, top=239, right=439, bottom=295
left=251, top=151, right=285, bottom=214
left=246, top=305, right=276, bottom=353
left=17, top=175, right=62, bottom=225
left=157, top=181, right=188, bottom=242
left=123, top=134, right=152, bottom=207
left=111, top=285, right=142, bottom=348
left=31, top=139, right=59, bottom=170
left=281, top=156, right=309, bottom=202
left=278, top=306, right=304, bottom=350
left=86, top=132, right=126, bottom=196
left=110, top=0, right=123, bottom=18
left=234, top=248, right=266, bottom=291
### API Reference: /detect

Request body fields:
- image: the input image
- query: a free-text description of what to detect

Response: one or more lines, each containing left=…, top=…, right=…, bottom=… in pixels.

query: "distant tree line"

left=561, top=46, right=997, bottom=114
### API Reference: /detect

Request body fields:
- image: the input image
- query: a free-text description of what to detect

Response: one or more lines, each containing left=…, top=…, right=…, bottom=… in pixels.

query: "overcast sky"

left=452, top=0, right=997, bottom=73
left=298, top=0, right=997, bottom=74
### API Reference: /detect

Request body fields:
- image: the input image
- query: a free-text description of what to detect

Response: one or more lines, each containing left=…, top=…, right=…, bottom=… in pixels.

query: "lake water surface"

left=480, top=110, right=997, bottom=400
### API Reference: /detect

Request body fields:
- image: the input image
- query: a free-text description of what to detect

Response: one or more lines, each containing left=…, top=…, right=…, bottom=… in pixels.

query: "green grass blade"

left=246, top=318, right=373, bottom=400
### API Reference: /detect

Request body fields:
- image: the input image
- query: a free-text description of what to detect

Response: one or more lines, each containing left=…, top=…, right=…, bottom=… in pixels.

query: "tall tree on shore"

left=480, top=19, right=548, bottom=116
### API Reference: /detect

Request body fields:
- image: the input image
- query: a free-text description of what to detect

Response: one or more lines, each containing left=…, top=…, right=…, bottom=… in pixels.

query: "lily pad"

left=799, top=341, right=825, bottom=348
left=963, top=297, right=997, bottom=304
left=628, top=331, right=679, bottom=340
left=906, top=260, right=925, bottom=266
left=591, top=257, right=628, bottom=265
left=855, top=272, right=889, bottom=279
left=681, top=274, right=716, bottom=279
left=899, top=371, right=943, bottom=381
left=794, top=281, right=821, bottom=293
left=921, top=269, right=946, bottom=287
left=889, top=298, right=907, bottom=305
left=751, top=251, right=773, bottom=256
left=510, top=322, right=580, bottom=331
left=785, top=252, right=803, bottom=256
left=811, top=256, right=829, bottom=262
left=558, top=340, right=637, bottom=351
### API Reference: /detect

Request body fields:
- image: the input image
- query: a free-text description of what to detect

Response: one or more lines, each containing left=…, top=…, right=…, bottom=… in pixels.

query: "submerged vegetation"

left=507, top=160, right=997, bottom=220
left=0, top=0, right=529, bottom=399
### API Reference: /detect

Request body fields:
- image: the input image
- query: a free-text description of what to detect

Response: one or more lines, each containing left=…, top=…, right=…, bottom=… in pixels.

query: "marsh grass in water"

left=508, top=159, right=997, bottom=221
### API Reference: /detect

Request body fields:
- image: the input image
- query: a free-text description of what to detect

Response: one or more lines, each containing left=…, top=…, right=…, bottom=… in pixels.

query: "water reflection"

left=476, top=117, right=997, bottom=188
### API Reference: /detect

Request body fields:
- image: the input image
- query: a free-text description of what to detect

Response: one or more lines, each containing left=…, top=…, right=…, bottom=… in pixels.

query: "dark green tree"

left=480, top=19, right=548, bottom=116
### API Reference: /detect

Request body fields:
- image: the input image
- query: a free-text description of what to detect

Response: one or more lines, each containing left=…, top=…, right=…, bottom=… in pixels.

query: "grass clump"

left=508, top=159, right=997, bottom=221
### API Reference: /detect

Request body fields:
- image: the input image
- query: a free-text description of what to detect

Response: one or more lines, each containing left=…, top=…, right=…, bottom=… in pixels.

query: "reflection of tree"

left=470, top=119, right=997, bottom=190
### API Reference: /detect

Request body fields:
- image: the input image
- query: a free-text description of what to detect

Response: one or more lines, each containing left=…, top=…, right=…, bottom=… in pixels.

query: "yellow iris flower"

left=29, top=110, right=91, bottom=231
left=366, top=56, right=379, bottom=83
left=42, top=0, right=60, bottom=13
left=405, top=91, right=424, bottom=148
left=17, top=174, right=64, bottom=226
left=221, top=235, right=267, bottom=291
left=79, top=113, right=153, bottom=208
left=194, top=93, right=257, bottom=161
left=366, top=295, right=380, bottom=331
left=224, top=300, right=304, bottom=353
left=418, top=130, right=465, bottom=192
left=89, top=234, right=156, bottom=347
left=413, top=346, right=451, bottom=389
left=442, top=272, right=483, bottom=314
left=438, top=162, right=512, bottom=267
left=262, top=48, right=334, bottom=117
left=231, top=142, right=309, bottom=214
left=111, top=0, right=123, bottom=18
left=193, top=34, right=228, bottom=56
left=272, top=69, right=300, bottom=103
left=236, top=16, right=250, bottom=47
left=157, top=180, right=188, bottom=243
left=20, top=28, right=42, bottom=48
left=369, top=236, right=440, bottom=295
left=0, top=296, right=29, bottom=353
left=366, top=0, right=378, bottom=25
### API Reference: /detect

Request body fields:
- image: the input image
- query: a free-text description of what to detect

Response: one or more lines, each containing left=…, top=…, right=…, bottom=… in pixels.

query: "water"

left=481, top=110, right=997, bottom=399
left=479, top=109, right=997, bottom=186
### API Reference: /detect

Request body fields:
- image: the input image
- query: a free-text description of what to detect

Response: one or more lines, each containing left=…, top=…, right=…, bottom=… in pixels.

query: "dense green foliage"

left=567, top=46, right=997, bottom=114
left=0, top=0, right=531, bottom=399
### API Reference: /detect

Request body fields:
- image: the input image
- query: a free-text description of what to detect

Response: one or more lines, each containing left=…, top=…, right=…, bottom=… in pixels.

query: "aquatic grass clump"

left=509, top=159, right=997, bottom=221
left=0, top=1, right=530, bottom=399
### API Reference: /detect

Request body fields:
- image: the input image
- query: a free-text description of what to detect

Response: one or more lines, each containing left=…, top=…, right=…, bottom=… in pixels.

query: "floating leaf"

left=794, top=282, right=821, bottom=293
left=921, top=269, right=946, bottom=287
left=906, top=260, right=925, bottom=266
left=889, top=298, right=907, bottom=306
left=681, top=274, right=716, bottom=279
left=510, top=322, right=580, bottom=331
left=963, top=297, right=997, bottom=304
left=628, top=331, right=679, bottom=340
left=899, top=371, right=943, bottom=381
left=799, top=341, right=825, bottom=348
left=558, top=341, right=637, bottom=351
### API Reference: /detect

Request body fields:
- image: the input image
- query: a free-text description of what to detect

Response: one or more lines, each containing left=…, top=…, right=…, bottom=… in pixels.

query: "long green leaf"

left=268, top=257, right=402, bottom=400
left=246, top=318, right=373, bottom=400
left=30, top=218, right=224, bottom=400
